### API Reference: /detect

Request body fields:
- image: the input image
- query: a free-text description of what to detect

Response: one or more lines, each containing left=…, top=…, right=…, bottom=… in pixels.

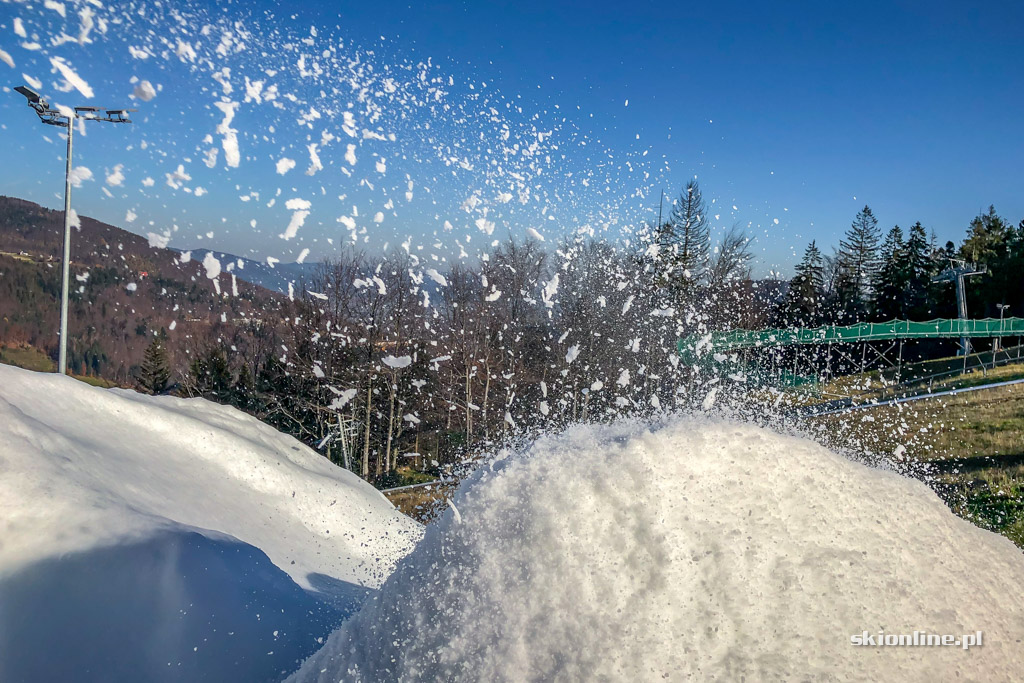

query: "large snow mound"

left=293, top=416, right=1024, bottom=682
left=0, top=364, right=420, bottom=681
left=0, top=364, right=419, bottom=589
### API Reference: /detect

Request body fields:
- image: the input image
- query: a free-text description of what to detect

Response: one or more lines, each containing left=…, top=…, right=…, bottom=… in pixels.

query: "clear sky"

left=1, top=0, right=1021, bottom=275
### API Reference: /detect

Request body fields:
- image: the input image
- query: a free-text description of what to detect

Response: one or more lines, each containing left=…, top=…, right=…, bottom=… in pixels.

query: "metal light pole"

left=996, top=303, right=1009, bottom=360
left=14, top=85, right=134, bottom=375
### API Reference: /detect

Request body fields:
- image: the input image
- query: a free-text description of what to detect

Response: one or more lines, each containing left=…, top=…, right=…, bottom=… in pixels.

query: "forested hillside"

left=0, top=196, right=284, bottom=383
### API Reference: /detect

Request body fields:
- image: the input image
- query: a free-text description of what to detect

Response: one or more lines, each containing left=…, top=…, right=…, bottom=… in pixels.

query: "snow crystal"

left=276, top=157, right=297, bottom=175
left=425, top=268, right=448, bottom=287
left=132, top=79, right=156, bottom=101
left=328, top=388, right=359, bottom=411
left=382, top=355, right=412, bottom=369
left=165, top=164, right=191, bottom=189
left=49, top=55, right=93, bottom=98
left=213, top=101, right=241, bottom=168
left=105, top=164, right=125, bottom=186
left=146, top=231, right=169, bottom=249
left=564, top=344, right=580, bottom=364
left=68, top=166, right=93, bottom=187
left=541, top=273, right=559, bottom=308
left=281, top=198, right=312, bottom=240
left=202, top=251, right=222, bottom=279
left=43, top=0, right=66, bottom=18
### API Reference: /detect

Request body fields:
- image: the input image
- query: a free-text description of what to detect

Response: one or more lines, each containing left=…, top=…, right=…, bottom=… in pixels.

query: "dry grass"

left=384, top=483, right=456, bottom=524
left=0, top=345, right=55, bottom=372
left=1, top=345, right=121, bottom=388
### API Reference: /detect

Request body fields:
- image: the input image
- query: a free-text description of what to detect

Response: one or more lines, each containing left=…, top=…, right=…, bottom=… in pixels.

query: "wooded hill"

left=0, top=196, right=285, bottom=384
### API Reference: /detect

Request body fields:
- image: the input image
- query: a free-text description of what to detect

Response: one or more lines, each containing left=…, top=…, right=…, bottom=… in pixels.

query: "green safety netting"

left=678, top=317, right=1024, bottom=363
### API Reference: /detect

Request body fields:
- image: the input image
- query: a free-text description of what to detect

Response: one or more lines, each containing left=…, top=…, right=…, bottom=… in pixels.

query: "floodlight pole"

left=995, top=303, right=1009, bottom=359
left=13, top=84, right=135, bottom=375
left=58, top=118, right=74, bottom=375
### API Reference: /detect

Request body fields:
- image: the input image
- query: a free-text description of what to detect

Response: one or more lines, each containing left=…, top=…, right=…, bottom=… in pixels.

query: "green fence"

left=679, top=317, right=1024, bottom=362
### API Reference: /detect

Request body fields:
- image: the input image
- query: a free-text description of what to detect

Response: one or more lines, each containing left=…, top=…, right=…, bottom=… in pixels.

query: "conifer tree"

left=189, top=348, right=233, bottom=401
left=656, top=179, right=710, bottom=304
left=871, top=225, right=906, bottom=320
left=837, top=205, right=881, bottom=318
left=784, top=241, right=825, bottom=326
left=904, top=222, right=933, bottom=318
left=140, top=336, right=170, bottom=395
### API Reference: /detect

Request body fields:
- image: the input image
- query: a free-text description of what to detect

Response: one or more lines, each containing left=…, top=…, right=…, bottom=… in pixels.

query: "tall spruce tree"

left=189, top=348, right=233, bottom=401
left=871, top=225, right=907, bottom=321
left=904, top=222, right=933, bottom=319
left=960, top=205, right=1010, bottom=267
left=656, top=179, right=710, bottom=303
left=139, top=336, right=170, bottom=395
left=784, top=241, right=825, bottom=326
left=837, top=205, right=881, bottom=319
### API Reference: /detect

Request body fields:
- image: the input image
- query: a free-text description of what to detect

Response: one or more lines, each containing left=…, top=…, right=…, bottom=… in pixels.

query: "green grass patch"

left=0, top=345, right=55, bottom=372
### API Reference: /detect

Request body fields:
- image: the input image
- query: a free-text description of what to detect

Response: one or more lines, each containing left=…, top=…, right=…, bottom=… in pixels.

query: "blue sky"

left=1, top=0, right=1021, bottom=275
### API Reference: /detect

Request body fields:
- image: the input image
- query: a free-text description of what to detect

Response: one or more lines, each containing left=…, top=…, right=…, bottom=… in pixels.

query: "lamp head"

left=14, top=85, right=41, bottom=103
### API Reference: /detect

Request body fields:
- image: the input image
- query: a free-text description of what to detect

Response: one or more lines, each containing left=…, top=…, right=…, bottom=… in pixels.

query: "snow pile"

left=294, top=416, right=1024, bottom=681
left=0, top=364, right=420, bottom=681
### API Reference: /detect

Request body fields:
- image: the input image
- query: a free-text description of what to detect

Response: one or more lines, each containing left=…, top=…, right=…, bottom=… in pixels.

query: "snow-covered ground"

left=5, top=363, right=1024, bottom=682
left=0, top=364, right=420, bottom=682
left=293, top=416, right=1024, bottom=682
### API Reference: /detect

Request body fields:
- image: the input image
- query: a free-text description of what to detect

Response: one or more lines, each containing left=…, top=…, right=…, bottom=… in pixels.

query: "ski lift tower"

left=932, top=258, right=985, bottom=356
left=333, top=414, right=360, bottom=472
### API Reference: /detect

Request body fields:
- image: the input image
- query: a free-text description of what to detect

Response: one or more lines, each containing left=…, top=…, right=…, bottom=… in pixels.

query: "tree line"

left=161, top=180, right=763, bottom=485
left=147, top=186, right=1023, bottom=486
left=778, top=205, right=1024, bottom=329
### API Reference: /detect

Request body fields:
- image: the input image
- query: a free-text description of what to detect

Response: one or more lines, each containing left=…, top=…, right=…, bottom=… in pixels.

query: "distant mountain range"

left=172, top=248, right=321, bottom=295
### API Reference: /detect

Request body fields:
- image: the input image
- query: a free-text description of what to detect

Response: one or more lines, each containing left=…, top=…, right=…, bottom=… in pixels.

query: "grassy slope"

left=1, top=345, right=120, bottom=388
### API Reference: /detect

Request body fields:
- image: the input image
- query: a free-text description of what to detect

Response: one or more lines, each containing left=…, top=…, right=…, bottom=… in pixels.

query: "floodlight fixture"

left=14, top=85, right=40, bottom=103
left=13, top=81, right=136, bottom=375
